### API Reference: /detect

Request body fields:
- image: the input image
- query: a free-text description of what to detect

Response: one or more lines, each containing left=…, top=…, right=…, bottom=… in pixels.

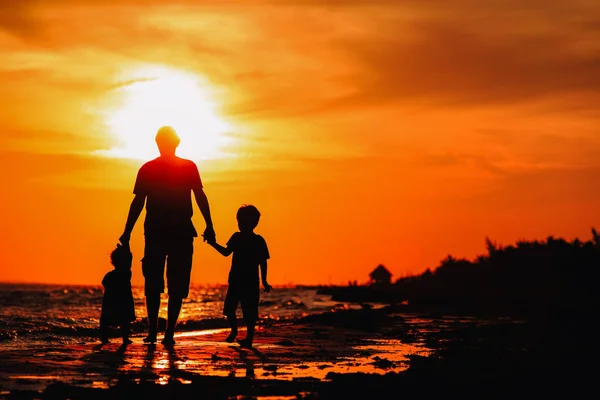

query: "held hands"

left=202, top=233, right=216, bottom=246
left=262, top=281, right=272, bottom=293
left=203, top=235, right=217, bottom=246
left=119, top=232, right=131, bottom=246
left=202, top=226, right=216, bottom=244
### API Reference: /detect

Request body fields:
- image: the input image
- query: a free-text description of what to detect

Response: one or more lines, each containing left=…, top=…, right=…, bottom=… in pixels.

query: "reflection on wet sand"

left=232, top=345, right=266, bottom=378
left=0, top=311, right=442, bottom=392
left=103, top=319, right=431, bottom=384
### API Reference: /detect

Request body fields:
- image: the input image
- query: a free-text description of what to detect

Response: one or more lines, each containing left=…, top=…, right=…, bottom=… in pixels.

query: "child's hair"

left=237, top=204, right=261, bottom=230
left=110, top=244, right=132, bottom=270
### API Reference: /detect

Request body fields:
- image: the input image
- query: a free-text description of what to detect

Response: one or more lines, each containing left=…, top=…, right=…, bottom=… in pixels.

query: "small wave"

left=0, top=284, right=360, bottom=344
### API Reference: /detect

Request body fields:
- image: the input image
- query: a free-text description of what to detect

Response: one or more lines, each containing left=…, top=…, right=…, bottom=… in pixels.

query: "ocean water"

left=0, top=283, right=367, bottom=345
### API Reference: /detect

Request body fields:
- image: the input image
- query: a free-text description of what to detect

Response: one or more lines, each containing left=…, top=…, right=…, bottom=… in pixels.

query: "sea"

left=0, top=283, right=371, bottom=345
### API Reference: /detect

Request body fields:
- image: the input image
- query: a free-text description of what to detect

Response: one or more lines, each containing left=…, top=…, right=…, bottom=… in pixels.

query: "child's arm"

left=208, top=241, right=233, bottom=257
left=206, top=232, right=237, bottom=257
left=260, top=260, right=272, bottom=292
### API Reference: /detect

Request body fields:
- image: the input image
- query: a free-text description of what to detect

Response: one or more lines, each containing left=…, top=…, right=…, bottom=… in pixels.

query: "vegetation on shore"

left=322, top=228, right=600, bottom=318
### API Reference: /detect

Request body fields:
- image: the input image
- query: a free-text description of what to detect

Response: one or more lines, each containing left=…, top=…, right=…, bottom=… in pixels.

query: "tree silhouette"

left=393, top=228, right=600, bottom=319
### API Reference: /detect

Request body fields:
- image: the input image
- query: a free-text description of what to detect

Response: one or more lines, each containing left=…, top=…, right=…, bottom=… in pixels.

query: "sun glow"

left=101, top=66, right=233, bottom=161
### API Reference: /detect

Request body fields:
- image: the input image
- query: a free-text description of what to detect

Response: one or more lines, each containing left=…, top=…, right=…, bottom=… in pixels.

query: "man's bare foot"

left=236, top=338, right=252, bottom=349
left=143, top=333, right=157, bottom=343
left=225, top=330, right=238, bottom=343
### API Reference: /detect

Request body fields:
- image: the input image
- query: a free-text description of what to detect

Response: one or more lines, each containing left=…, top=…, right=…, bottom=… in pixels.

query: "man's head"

left=237, top=204, right=261, bottom=232
left=155, top=126, right=180, bottom=156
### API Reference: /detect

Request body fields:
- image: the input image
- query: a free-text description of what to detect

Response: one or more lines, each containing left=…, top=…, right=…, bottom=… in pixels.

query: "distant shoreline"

left=0, top=281, right=325, bottom=289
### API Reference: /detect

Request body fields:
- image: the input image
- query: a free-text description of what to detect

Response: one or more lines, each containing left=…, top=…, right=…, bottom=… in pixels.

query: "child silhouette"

left=100, top=243, right=136, bottom=344
left=206, top=204, right=271, bottom=348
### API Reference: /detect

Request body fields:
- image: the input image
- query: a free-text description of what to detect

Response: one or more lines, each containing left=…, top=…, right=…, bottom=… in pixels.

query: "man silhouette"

left=119, top=126, right=216, bottom=345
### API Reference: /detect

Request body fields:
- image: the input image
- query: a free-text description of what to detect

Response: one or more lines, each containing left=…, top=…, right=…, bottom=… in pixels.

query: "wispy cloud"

left=2, top=0, right=600, bottom=177
left=2, top=0, right=599, bottom=118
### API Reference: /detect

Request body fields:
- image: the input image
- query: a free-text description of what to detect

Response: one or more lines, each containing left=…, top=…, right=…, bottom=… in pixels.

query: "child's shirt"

left=226, top=231, right=270, bottom=287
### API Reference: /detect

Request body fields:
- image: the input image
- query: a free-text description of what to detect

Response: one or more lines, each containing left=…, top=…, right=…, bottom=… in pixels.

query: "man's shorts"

left=142, top=235, right=194, bottom=298
left=223, top=284, right=259, bottom=322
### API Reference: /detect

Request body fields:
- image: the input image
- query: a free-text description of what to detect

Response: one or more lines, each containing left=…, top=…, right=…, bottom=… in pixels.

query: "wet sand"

left=0, top=309, right=434, bottom=398
left=0, top=308, right=589, bottom=399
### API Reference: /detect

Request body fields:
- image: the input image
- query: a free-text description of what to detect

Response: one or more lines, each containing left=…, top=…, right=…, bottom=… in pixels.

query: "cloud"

left=418, top=152, right=507, bottom=175
left=325, top=19, right=600, bottom=110
left=2, top=0, right=600, bottom=121
left=466, top=165, right=600, bottom=210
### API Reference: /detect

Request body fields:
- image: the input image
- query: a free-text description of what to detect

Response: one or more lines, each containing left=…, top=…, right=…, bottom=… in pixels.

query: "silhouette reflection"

left=142, top=344, right=157, bottom=372
left=232, top=346, right=265, bottom=378
left=79, top=342, right=130, bottom=381
left=165, top=345, right=180, bottom=372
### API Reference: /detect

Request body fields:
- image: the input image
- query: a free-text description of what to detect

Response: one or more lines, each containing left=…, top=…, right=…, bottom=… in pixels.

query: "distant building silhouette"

left=369, top=264, right=392, bottom=286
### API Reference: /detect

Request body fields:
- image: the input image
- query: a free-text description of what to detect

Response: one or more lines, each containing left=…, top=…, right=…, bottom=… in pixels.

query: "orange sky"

left=1, top=0, right=600, bottom=286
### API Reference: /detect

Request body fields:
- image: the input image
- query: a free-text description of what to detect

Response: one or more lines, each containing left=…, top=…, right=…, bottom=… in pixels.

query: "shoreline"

left=1, top=309, right=428, bottom=397
left=0, top=307, right=590, bottom=399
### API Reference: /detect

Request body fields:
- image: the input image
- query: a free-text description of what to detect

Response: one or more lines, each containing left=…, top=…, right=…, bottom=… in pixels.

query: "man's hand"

left=262, top=281, right=272, bottom=293
left=119, top=232, right=131, bottom=246
left=202, top=226, right=215, bottom=243
left=202, top=234, right=216, bottom=246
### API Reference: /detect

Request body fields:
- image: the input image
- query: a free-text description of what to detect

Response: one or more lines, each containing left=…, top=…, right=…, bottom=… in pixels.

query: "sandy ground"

left=0, top=311, right=434, bottom=398
left=2, top=308, right=588, bottom=399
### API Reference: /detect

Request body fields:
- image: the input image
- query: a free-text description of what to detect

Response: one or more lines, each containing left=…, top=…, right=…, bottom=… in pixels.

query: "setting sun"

left=100, top=66, right=233, bottom=161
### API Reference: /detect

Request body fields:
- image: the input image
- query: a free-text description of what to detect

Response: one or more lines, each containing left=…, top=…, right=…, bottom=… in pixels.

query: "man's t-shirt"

left=226, top=232, right=270, bottom=287
left=133, top=156, right=202, bottom=238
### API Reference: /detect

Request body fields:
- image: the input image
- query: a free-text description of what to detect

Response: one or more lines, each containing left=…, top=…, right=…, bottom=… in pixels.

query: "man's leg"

left=144, top=294, right=160, bottom=342
left=162, top=296, right=183, bottom=345
left=163, top=237, right=194, bottom=345
left=142, top=236, right=167, bottom=343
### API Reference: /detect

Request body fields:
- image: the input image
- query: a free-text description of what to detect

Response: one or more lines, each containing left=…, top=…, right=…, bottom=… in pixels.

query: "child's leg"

left=121, top=322, right=132, bottom=344
left=100, top=316, right=110, bottom=344
left=240, top=320, right=256, bottom=348
left=223, top=286, right=239, bottom=342
left=225, top=313, right=238, bottom=342
left=237, top=292, right=259, bottom=348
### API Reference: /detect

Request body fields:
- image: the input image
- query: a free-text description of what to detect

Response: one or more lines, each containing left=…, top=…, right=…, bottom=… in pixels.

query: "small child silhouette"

left=100, top=243, right=136, bottom=344
left=206, top=204, right=271, bottom=349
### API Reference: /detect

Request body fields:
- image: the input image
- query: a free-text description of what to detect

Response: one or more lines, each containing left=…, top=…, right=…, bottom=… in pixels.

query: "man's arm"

left=119, top=194, right=146, bottom=244
left=193, top=187, right=215, bottom=242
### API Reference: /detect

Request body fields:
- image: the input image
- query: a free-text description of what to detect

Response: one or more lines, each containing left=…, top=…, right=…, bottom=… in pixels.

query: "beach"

left=0, top=306, right=426, bottom=397
left=0, top=284, right=591, bottom=399
left=1, top=310, right=587, bottom=399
